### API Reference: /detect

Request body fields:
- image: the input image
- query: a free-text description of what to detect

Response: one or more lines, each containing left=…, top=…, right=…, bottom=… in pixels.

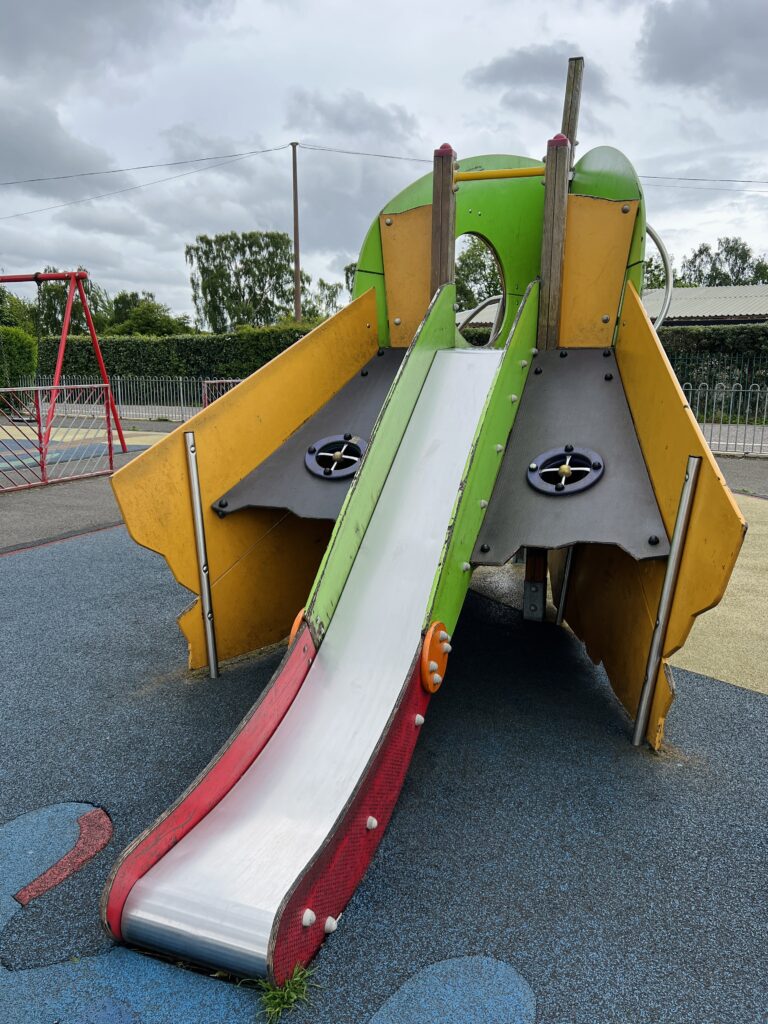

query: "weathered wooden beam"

left=561, top=56, right=584, bottom=163
left=430, top=143, right=457, bottom=296
left=537, top=134, right=572, bottom=350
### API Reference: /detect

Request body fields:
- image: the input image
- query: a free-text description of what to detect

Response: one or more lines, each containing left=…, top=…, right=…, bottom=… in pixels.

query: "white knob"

left=324, top=916, right=338, bottom=934
left=302, top=909, right=316, bottom=927
left=414, top=714, right=425, bottom=726
left=366, top=816, right=378, bottom=830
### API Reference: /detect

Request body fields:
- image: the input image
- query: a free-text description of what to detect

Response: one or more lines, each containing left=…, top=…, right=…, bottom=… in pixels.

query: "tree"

left=105, top=292, right=192, bottom=336
left=455, top=236, right=502, bottom=310
left=679, top=236, right=768, bottom=287
left=0, top=287, right=37, bottom=335
left=185, top=231, right=298, bottom=331
left=643, top=253, right=668, bottom=290
left=344, top=262, right=357, bottom=296
left=304, top=279, right=344, bottom=320
left=36, top=267, right=113, bottom=335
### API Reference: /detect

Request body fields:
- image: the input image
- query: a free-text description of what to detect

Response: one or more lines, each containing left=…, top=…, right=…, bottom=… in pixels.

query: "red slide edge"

left=102, top=624, right=316, bottom=941
left=269, top=653, right=430, bottom=983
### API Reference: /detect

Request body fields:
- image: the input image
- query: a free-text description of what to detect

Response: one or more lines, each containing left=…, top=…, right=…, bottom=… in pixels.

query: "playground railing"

left=0, top=383, right=113, bottom=493
left=681, top=382, right=768, bottom=455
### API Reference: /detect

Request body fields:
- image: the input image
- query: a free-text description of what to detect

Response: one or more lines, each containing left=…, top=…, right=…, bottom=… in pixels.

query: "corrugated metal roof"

left=456, top=285, right=768, bottom=329
left=643, top=284, right=768, bottom=321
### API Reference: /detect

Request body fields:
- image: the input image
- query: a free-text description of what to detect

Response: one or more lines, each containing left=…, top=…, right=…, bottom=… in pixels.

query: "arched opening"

left=455, top=234, right=505, bottom=346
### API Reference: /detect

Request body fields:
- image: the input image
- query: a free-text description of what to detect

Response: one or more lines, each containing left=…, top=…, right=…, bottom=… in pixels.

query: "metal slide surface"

left=121, top=348, right=502, bottom=976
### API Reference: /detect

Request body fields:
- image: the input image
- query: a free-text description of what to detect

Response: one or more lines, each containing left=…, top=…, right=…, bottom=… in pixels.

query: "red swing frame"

left=0, top=270, right=127, bottom=454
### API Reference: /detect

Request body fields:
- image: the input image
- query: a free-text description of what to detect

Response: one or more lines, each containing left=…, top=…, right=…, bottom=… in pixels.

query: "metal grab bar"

left=458, top=293, right=505, bottom=344
left=646, top=223, right=673, bottom=330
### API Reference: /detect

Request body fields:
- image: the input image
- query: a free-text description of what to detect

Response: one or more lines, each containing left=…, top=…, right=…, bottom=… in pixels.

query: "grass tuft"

left=256, top=964, right=318, bottom=1022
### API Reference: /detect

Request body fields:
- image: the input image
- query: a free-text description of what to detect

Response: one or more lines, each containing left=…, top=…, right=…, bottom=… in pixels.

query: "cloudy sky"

left=1, top=0, right=766, bottom=316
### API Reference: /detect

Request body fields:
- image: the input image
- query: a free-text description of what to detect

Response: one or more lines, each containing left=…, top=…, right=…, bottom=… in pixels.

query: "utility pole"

left=291, top=141, right=301, bottom=321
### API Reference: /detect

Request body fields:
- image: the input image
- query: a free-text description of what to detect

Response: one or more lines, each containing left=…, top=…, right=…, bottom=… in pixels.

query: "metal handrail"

left=646, top=223, right=673, bottom=330
left=458, top=293, right=506, bottom=344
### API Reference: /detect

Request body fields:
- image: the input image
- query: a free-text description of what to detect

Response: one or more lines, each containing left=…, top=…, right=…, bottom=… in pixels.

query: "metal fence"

left=681, top=382, right=768, bottom=455
left=18, top=364, right=768, bottom=455
left=0, top=383, right=114, bottom=492
left=21, top=375, right=244, bottom=423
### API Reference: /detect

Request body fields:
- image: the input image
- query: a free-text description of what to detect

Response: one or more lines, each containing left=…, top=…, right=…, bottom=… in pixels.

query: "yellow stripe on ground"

left=670, top=494, right=766, bottom=694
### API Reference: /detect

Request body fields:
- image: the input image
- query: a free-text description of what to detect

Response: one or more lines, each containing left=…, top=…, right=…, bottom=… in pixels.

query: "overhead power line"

left=1, top=139, right=766, bottom=222
left=0, top=146, right=290, bottom=222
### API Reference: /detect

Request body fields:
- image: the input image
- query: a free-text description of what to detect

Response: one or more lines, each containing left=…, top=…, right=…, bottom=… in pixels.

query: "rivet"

left=621, top=204, right=630, bottom=213
left=555, top=482, right=565, bottom=492
left=385, top=217, right=393, bottom=226
left=361, top=369, right=368, bottom=377
left=462, top=561, right=471, bottom=572
left=377, top=348, right=384, bottom=356
left=480, top=543, right=490, bottom=553
left=565, top=444, right=573, bottom=453
left=219, top=499, right=228, bottom=508
left=559, top=350, right=568, bottom=358
left=367, top=322, right=372, bottom=328
left=366, top=816, right=378, bottom=830
left=648, top=535, right=660, bottom=546
left=439, top=631, right=449, bottom=641
left=452, top=303, right=459, bottom=311
left=442, top=642, right=452, bottom=653
left=605, top=372, right=613, bottom=381
left=530, top=347, right=539, bottom=356
left=415, top=714, right=425, bottom=726
left=344, top=432, right=352, bottom=440
left=323, top=468, right=332, bottom=476
left=529, top=462, right=538, bottom=471
left=307, top=446, right=316, bottom=454
left=603, top=349, right=611, bottom=358
left=509, top=394, right=518, bottom=402
left=207, top=611, right=213, bottom=621
left=428, top=660, right=438, bottom=672
left=601, top=315, right=610, bottom=324
left=479, top=499, right=488, bottom=508
left=324, top=916, right=338, bottom=934
left=495, top=444, right=503, bottom=453
left=431, top=672, right=443, bottom=686
left=520, top=359, right=528, bottom=368
left=592, top=461, right=602, bottom=470
left=302, top=909, right=316, bottom=927
left=393, top=317, right=401, bottom=326
left=534, top=366, right=543, bottom=375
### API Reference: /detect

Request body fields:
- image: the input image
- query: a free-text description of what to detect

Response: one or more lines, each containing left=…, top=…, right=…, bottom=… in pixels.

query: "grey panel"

left=215, top=348, right=405, bottom=522
left=472, top=348, right=670, bottom=564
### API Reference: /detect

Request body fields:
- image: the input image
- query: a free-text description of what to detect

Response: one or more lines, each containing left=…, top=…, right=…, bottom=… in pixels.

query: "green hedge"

left=658, top=323, right=768, bottom=356
left=0, top=326, right=37, bottom=385
left=37, top=323, right=319, bottom=378
left=35, top=321, right=768, bottom=380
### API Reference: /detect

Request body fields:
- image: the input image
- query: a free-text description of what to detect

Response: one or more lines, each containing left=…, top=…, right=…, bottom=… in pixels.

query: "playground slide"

left=109, top=345, right=502, bottom=979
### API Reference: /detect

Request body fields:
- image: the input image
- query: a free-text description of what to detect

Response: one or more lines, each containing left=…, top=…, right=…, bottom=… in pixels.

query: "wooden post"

left=561, top=56, right=584, bottom=163
left=291, top=142, right=301, bottom=321
left=430, top=143, right=456, bottom=296
left=537, top=134, right=571, bottom=350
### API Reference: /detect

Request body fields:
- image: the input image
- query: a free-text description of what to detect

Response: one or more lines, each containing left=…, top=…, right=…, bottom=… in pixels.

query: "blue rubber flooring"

left=0, top=527, right=765, bottom=1022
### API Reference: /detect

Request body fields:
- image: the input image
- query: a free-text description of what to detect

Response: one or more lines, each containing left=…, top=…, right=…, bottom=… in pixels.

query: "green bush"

left=37, top=323, right=319, bottom=378
left=0, top=326, right=37, bottom=385
left=658, top=323, right=768, bottom=357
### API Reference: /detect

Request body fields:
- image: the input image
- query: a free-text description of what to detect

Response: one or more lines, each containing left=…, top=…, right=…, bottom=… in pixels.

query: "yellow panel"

left=380, top=205, right=432, bottom=347
left=616, top=283, right=746, bottom=654
left=558, top=196, right=638, bottom=348
left=179, top=512, right=332, bottom=669
left=562, top=284, right=745, bottom=748
left=112, top=291, right=379, bottom=667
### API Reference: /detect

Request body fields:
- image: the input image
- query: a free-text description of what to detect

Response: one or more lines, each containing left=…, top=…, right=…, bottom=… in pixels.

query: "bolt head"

left=592, top=461, right=602, bottom=470
left=534, top=366, right=543, bottom=375
left=555, top=481, right=565, bottom=491
left=648, top=535, right=660, bottom=546
left=361, top=369, right=368, bottom=377
left=344, top=432, right=352, bottom=441
left=564, top=444, right=574, bottom=453
left=622, top=204, right=630, bottom=213
left=385, top=217, right=393, bottom=225
left=605, top=372, right=614, bottom=381
left=393, top=317, right=401, bottom=326
left=559, top=350, right=568, bottom=358
left=602, top=315, right=610, bottom=324
left=307, top=446, right=316, bottom=454
left=219, top=499, right=228, bottom=508
left=323, top=467, right=332, bottom=476
left=529, top=462, right=538, bottom=472
left=603, top=349, right=611, bottom=358
left=480, top=543, right=490, bottom=553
